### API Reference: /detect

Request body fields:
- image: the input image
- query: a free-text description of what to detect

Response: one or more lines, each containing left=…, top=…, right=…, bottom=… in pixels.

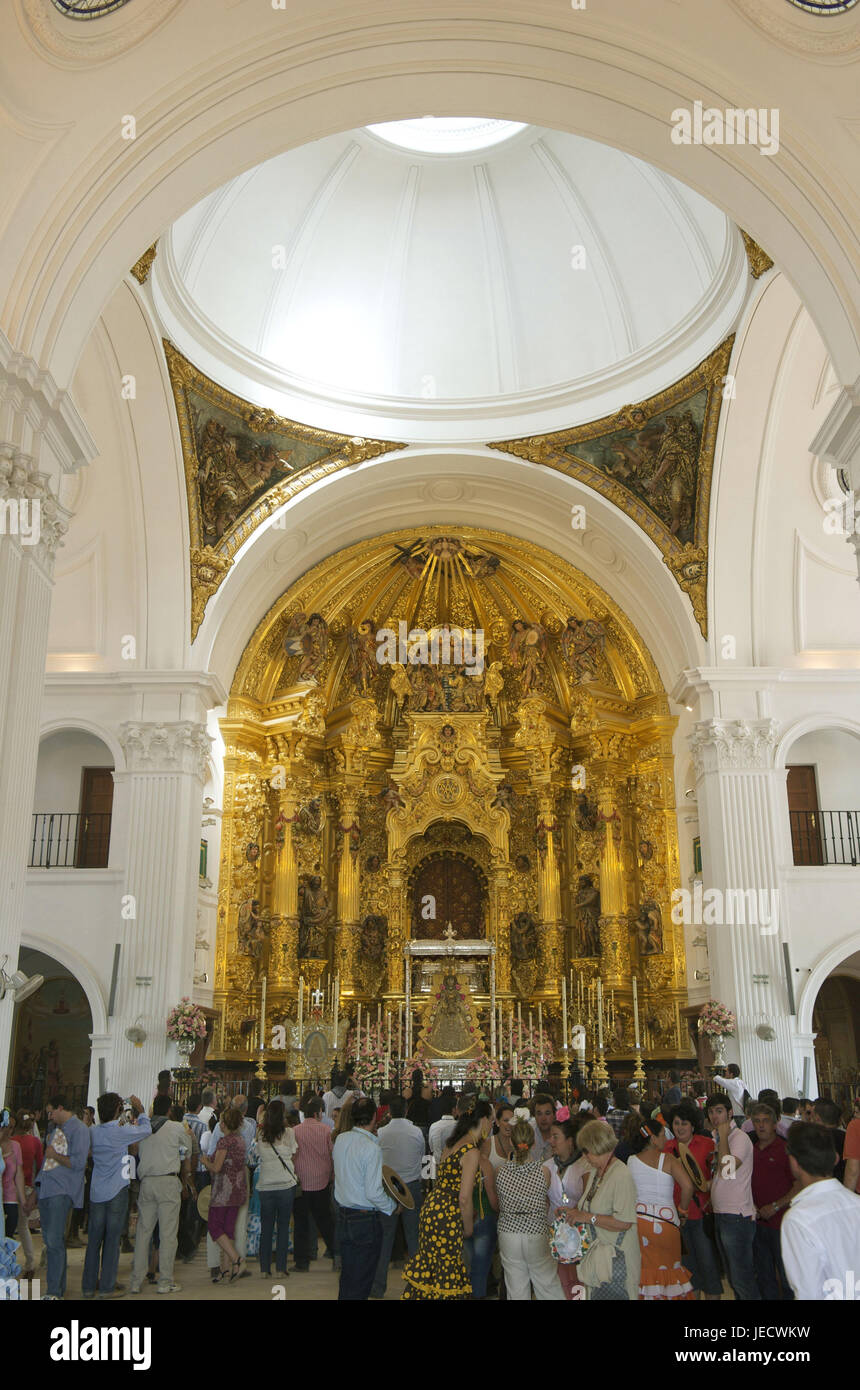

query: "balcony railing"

left=29, top=812, right=112, bottom=869
left=789, top=809, right=860, bottom=867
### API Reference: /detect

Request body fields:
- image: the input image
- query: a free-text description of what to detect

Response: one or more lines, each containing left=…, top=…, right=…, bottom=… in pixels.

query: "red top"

left=294, top=1118, right=334, bottom=1192
left=751, top=1134, right=793, bottom=1227
left=842, top=1117, right=860, bottom=1193
left=665, top=1133, right=714, bottom=1221
left=12, top=1132, right=43, bottom=1187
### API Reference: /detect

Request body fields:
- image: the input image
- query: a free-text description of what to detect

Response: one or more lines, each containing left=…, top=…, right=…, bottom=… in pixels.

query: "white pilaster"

left=109, top=721, right=211, bottom=1096
left=690, top=718, right=796, bottom=1094
left=0, top=451, right=72, bottom=1094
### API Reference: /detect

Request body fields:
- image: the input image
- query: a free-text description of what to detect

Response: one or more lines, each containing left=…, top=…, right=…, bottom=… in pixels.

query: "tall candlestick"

left=561, top=977, right=568, bottom=1052
left=596, top=977, right=604, bottom=1050
left=632, top=976, right=641, bottom=1049
left=508, top=1007, right=513, bottom=1065
left=377, top=1002, right=382, bottom=1026
left=367, top=1013, right=371, bottom=1055
left=356, top=1002, right=361, bottom=1057
left=512, top=1050, right=518, bottom=1077
left=528, top=1008, right=533, bottom=1038
left=297, top=976, right=304, bottom=1048
left=333, top=975, right=339, bottom=1050
left=517, top=1001, right=522, bottom=1038
left=398, top=1001, right=403, bottom=1056
left=260, top=974, right=267, bottom=1051
left=538, top=1003, right=543, bottom=1062
left=497, top=1004, right=503, bottom=1061
left=385, top=1012, right=392, bottom=1088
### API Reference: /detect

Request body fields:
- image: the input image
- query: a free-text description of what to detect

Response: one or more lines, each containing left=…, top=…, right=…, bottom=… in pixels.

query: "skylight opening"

left=365, top=118, right=526, bottom=154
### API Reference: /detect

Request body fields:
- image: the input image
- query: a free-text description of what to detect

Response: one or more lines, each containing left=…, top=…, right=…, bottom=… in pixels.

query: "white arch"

left=775, top=714, right=860, bottom=770
left=797, top=932, right=860, bottom=1036
left=2, top=11, right=856, bottom=388
left=18, top=932, right=108, bottom=1036
left=38, top=717, right=126, bottom=770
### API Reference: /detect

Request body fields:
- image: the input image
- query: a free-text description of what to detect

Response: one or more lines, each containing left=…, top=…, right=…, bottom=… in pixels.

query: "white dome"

left=153, top=122, right=747, bottom=442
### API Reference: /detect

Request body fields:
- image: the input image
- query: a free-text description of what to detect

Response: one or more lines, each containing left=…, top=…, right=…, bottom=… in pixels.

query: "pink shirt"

left=294, top=1118, right=333, bottom=1192
left=1, top=1140, right=22, bottom=1203
left=710, top=1124, right=755, bottom=1218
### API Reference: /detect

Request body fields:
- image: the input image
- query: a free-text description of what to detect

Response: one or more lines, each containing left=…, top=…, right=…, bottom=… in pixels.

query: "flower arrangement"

left=503, top=1022, right=554, bottom=1082
left=697, top=999, right=736, bottom=1038
left=464, top=1055, right=504, bottom=1090
left=166, top=997, right=208, bottom=1044
left=401, top=1056, right=441, bottom=1090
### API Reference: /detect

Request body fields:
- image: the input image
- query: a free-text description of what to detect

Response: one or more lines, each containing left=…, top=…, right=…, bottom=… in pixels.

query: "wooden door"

left=412, top=857, right=485, bottom=938
left=787, top=765, right=821, bottom=865
left=76, top=767, right=114, bottom=867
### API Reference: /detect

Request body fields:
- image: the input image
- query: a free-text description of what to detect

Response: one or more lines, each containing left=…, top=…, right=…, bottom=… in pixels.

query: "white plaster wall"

left=33, top=729, right=114, bottom=812
left=785, top=729, right=860, bottom=810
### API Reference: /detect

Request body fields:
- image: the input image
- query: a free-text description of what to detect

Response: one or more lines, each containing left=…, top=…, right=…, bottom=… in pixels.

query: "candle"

left=333, top=975, right=339, bottom=1050
left=385, top=1011, right=392, bottom=1087
left=508, top=1007, right=513, bottom=1062
left=597, top=977, right=604, bottom=1050
left=632, top=975, right=641, bottom=1049
left=260, top=974, right=267, bottom=1051
left=367, top=1013, right=371, bottom=1055
left=562, top=978, right=568, bottom=1052
left=297, top=976, right=304, bottom=1047
left=538, top=1003, right=543, bottom=1060
left=497, top=1004, right=503, bottom=1060
left=512, top=1049, right=518, bottom=1077
left=356, top=1001, right=361, bottom=1056
left=517, top=1001, right=522, bottom=1038
left=398, top=1001, right=403, bottom=1056
left=529, top=1008, right=533, bottom=1038
left=377, top=1003, right=382, bottom=1026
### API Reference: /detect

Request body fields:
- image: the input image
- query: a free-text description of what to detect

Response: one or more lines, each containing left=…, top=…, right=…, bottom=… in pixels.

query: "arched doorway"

left=811, top=952, right=860, bottom=1109
left=7, top=949, right=93, bottom=1112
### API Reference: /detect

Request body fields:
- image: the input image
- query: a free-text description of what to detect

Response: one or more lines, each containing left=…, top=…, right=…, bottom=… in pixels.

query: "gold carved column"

left=515, top=696, right=565, bottom=998
left=334, top=788, right=361, bottom=990
left=594, top=771, right=631, bottom=988
left=270, top=766, right=301, bottom=991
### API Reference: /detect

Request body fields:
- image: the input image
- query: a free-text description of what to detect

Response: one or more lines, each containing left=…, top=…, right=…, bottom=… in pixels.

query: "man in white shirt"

left=781, top=1122, right=860, bottom=1300
left=198, top=1088, right=216, bottom=1128
left=712, top=1064, right=749, bottom=1120
left=428, top=1091, right=458, bottom=1165
left=370, top=1097, right=426, bottom=1299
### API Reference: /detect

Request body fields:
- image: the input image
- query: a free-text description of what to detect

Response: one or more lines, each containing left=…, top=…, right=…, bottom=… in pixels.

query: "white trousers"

left=206, top=1197, right=248, bottom=1268
left=499, top=1230, right=565, bottom=1301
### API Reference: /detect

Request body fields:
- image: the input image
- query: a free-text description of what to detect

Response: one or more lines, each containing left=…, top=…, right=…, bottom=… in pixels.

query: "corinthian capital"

left=119, top=721, right=212, bottom=780
left=690, top=718, right=779, bottom=778
left=0, top=447, right=72, bottom=571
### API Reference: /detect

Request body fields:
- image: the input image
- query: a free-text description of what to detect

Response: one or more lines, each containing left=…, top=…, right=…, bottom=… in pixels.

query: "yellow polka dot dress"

left=401, top=1142, right=474, bottom=1300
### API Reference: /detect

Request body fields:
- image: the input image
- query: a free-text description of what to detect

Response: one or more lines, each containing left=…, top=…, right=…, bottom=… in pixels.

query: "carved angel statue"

left=574, top=875, right=601, bottom=957
left=491, top=782, right=515, bottom=812
left=510, top=911, right=538, bottom=962
left=483, top=660, right=504, bottom=708
left=379, top=784, right=406, bottom=812
left=633, top=899, right=664, bottom=956
left=508, top=619, right=547, bottom=694
left=283, top=611, right=328, bottom=683
left=347, top=619, right=378, bottom=695
left=297, top=874, right=331, bottom=958
left=295, top=797, right=324, bottom=835
left=560, top=617, right=606, bottom=683
left=389, top=662, right=412, bottom=710
left=237, top=897, right=267, bottom=959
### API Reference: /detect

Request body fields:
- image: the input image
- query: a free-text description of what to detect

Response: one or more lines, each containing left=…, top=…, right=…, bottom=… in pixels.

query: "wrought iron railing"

left=789, top=809, right=860, bottom=866
left=29, top=812, right=112, bottom=868
left=51, top=1, right=135, bottom=17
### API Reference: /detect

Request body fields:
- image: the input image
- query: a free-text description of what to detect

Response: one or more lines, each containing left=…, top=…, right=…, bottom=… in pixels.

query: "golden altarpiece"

left=210, top=529, right=693, bottom=1082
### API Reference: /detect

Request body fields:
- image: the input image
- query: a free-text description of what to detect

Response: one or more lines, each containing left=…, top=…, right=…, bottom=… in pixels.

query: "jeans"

left=715, top=1213, right=761, bottom=1300
left=682, top=1217, right=723, bottom=1296
left=338, top=1208, right=383, bottom=1301
left=464, top=1210, right=498, bottom=1298
left=40, top=1194, right=73, bottom=1298
left=82, top=1188, right=129, bottom=1295
left=754, top=1222, right=793, bottom=1301
left=371, top=1179, right=422, bottom=1296
left=293, top=1184, right=335, bottom=1268
left=258, top=1187, right=296, bottom=1274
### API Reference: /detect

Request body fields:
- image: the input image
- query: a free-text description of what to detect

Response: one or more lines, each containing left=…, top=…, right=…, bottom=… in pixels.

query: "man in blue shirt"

left=332, top=1096, right=396, bottom=1300
left=26, top=1094, right=90, bottom=1300
left=83, top=1093, right=152, bottom=1299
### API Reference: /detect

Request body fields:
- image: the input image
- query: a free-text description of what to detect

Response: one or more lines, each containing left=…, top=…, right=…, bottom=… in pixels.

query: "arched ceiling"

left=153, top=121, right=746, bottom=441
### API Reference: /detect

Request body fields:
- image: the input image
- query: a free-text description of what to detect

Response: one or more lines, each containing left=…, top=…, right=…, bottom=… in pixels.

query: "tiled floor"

left=22, top=1235, right=406, bottom=1302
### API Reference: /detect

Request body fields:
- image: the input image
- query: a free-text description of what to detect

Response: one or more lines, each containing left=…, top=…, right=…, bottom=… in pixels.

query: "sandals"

left=230, top=1257, right=244, bottom=1282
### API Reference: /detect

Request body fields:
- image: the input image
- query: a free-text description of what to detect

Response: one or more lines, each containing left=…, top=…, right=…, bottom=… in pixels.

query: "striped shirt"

left=294, top=1118, right=333, bottom=1191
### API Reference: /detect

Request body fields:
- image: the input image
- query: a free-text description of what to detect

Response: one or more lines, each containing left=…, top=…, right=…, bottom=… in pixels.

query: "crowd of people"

left=1, top=1062, right=858, bottom=1302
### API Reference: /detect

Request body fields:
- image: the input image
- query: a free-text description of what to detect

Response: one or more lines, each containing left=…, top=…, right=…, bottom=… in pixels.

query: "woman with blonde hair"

left=494, top=1117, right=564, bottom=1300
left=556, top=1118, right=640, bottom=1300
